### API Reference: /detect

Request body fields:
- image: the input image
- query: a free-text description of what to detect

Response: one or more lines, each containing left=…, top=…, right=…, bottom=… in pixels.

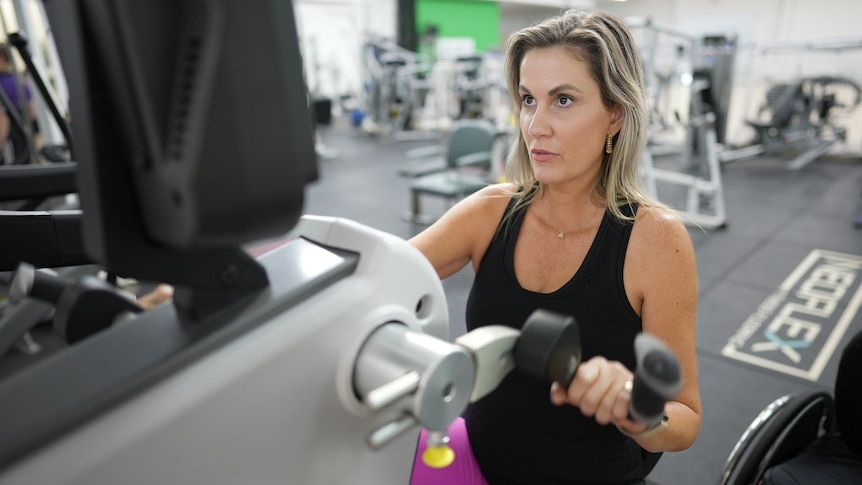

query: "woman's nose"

left=526, top=108, right=551, bottom=138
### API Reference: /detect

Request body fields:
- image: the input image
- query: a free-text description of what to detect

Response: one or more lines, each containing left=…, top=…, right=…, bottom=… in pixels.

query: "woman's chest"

left=512, top=230, right=594, bottom=294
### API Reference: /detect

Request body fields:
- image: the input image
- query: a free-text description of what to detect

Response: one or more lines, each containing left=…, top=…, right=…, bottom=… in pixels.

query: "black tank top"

left=464, top=197, right=644, bottom=485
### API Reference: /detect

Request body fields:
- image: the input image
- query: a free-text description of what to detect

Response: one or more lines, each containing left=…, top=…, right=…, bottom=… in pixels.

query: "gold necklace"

left=531, top=209, right=583, bottom=239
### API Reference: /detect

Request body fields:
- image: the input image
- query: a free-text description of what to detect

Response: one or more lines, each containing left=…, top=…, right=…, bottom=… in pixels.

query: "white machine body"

left=0, top=216, right=451, bottom=485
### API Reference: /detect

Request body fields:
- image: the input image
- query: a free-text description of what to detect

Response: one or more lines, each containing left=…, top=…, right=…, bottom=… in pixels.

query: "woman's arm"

left=550, top=207, right=701, bottom=453
left=622, top=207, right=701, bottom=452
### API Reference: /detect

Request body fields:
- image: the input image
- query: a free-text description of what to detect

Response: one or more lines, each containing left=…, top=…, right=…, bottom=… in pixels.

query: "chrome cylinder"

left=353, top=322, right=474, bottom=433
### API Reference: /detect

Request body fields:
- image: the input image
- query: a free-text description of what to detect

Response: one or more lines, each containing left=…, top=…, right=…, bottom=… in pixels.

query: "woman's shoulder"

left=634, top=204, right=687, bottom=231
left=438, top=183, right=518, bottom=237
left=630, top=204, right=695, bottom=258
left=475, top=182, right=520, bottom=199
left=626, top=203, right=692, bottom=252
left=460, top=182, right=520, bottom=211
left=625, top=205, right=697, bottom=301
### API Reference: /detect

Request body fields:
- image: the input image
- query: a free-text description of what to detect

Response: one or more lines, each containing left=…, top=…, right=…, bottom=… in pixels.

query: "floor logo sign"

left=722, top=249, right=862, bottom=381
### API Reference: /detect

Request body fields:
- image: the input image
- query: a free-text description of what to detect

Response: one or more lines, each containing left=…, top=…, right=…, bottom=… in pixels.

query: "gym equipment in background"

left=6, top=31, right=74, bottom=164
left=642, top=109, right=727, bottom=230
left=720, top=37, right=862, bottom=169
left=398, top=117, right=497, bottom=178
left=360, top=34, right=436, bottom=139
left=629, top=17, right=729, bottom=230
left=404, top=118, right=499, bottom=224
left=742, top=76, right=862, bottom=170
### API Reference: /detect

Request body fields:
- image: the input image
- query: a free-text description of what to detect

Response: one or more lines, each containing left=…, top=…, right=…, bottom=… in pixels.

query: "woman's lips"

left=531, top=149, right=558, bottom=162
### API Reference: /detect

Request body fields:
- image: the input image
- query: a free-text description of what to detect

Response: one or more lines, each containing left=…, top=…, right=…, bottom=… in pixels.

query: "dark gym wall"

left=397, top=0, right=418, bottom=51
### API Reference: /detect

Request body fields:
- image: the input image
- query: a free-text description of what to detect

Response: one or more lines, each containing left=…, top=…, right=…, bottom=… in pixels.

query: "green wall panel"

left=416, top=0, right=501, bottom=52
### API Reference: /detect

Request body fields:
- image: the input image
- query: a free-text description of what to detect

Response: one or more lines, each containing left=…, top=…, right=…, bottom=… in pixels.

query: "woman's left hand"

left=136, top=284, right=175, bottom=310
left=549, top=355, right=649, bottom=433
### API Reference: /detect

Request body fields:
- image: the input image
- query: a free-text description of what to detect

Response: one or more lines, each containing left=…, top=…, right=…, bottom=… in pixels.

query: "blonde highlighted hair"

left=503, top=9, right=668, bottom=221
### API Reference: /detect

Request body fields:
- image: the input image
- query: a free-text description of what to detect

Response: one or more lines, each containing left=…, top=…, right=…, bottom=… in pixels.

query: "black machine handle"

left=513, top=309, right=582, bottom=385
left=9, top=262, right=142, bottom=344
left=629, top=333, right=682, bottom=424
left=513, top=309, right=682, bottom=425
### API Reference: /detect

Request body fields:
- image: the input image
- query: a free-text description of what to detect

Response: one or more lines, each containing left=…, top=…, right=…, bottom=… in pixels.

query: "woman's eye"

left=558, top=96, right=574, bottom=106
left=521, top=95, right=535, bottom=106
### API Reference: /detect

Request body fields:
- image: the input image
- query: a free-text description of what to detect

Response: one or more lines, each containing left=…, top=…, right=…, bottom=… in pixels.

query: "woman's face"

left=518, top=46, right=622, bottom=188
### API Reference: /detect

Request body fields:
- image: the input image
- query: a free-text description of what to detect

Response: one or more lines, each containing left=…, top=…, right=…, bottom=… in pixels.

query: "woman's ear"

left=610, top=105, right=624, bottom=135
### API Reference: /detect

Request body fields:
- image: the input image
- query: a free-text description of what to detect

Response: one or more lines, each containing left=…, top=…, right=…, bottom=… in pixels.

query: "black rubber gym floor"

left=304, top=118, right=862, bottom=484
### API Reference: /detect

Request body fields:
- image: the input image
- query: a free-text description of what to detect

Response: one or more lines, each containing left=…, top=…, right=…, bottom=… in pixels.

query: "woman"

left=410, top=9, right=701, bottom=485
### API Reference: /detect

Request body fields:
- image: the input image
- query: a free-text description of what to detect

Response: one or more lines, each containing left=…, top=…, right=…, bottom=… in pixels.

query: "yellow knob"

left=422, top=445, right=455, bottom=468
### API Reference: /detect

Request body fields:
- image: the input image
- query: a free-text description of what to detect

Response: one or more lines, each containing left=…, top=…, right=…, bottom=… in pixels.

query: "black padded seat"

left=719, top=327, right=862, bottom=484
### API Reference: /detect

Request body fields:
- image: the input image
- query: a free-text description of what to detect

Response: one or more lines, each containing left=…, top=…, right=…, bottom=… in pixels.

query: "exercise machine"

left=643, top=110, right=727, bottom=230
left=735, top=75, right=862, bottom=170
left=0, top=2, right=683, bottom=484
left=0, top=211, right=683, bottom=484
left=360, top=34, right=437, bottom=139
left=629, top=17, right=729, bottom=230
left=721, top=38, right=862, bottom=169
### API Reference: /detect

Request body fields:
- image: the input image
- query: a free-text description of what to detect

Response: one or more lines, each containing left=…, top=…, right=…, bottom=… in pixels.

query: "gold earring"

left=605, top=134, right=614, bottom=154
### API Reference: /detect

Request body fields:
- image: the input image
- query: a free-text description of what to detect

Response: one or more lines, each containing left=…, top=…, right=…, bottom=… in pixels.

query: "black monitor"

left=43, top=0, right=317, bottom=319
left=0, top=1, right=340, bottom=471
